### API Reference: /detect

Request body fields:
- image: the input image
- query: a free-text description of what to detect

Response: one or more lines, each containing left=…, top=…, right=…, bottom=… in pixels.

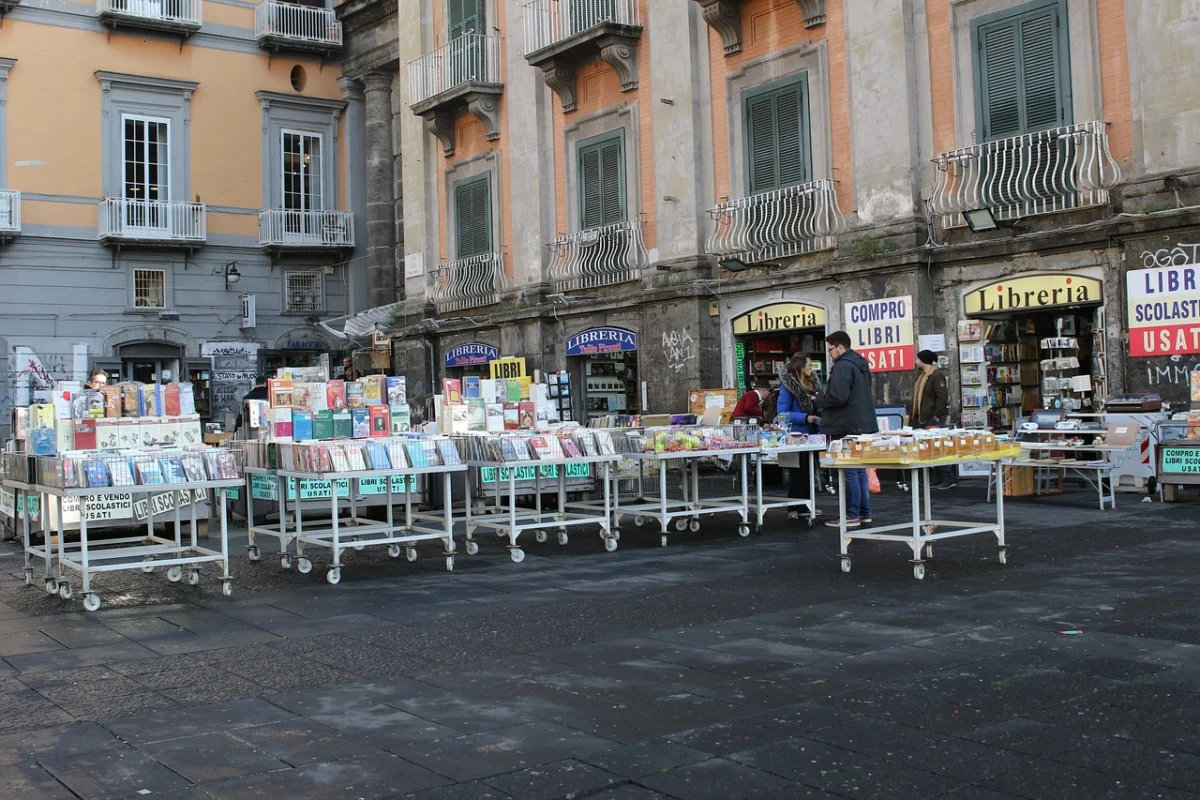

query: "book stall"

left=824, top=429, right=1020, bottom=580
left=1156, top=412, right=1200, bottom=502
left=26, top=446, right=244, bottom=611
left=746, top=431, right=827, bottom=531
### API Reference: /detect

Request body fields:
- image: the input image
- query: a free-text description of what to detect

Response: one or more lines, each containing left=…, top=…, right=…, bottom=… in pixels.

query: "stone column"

left=338, top=76, right=370, bottom=315
left=363, top=70, right=399, bottom=308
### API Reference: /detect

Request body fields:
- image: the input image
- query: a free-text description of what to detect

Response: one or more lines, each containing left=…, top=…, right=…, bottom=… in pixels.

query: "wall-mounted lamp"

left=718, top=257, right=779, bottom=273
left=963, top=208, right=998, bottom=232
left=223, top=262, right=241, bottom=289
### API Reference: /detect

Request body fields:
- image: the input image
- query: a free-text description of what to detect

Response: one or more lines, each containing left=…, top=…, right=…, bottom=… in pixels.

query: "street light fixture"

left=224, top=262, right=241, bottom=289
left=963, top=208, right=999, bottom=232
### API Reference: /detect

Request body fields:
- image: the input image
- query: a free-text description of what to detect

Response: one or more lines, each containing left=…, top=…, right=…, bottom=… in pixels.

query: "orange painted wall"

left=3, top=19, right=343, bottom=212
left=707, top=0, right=852, bottom=215
left=550, top=0, right=656, bottom=250
left=926, top=0, right=955, bottom=155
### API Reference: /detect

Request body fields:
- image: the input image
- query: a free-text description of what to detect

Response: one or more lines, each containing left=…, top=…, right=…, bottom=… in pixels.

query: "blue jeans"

left=845, top=468, right=872, bottom=520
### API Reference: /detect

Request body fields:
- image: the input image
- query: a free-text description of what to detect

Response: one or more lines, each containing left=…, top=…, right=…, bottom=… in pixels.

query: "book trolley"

left=824, top=429, right=1020, bottom=580
left=2, top=453, right=45, bottom=584
left=746, top=433, right=828, bottom=531
left=29, top=448, right=244, bottom=611
left=457, top=430, right=624, bottom=563
left=246, top=438, right=465, bottom=583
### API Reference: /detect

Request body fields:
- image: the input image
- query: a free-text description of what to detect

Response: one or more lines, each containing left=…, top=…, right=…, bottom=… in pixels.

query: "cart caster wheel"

left=221, top=581, right=233, bottom=597
left=58, top=582, right=73, bottom=600
left=141, top=561, right=156, bottom=573
left=806, top=517, right=814, bottom=528
left=83, top=594, right=101, bottom=612
left=557, top=532, right=569, bottom=546
left=353, top=542, right=365, bottom=552
left=840, top=557, right=852, bottom=574
left=405, top=547, right=418, bottom=563
left=690, top=520, right=702, bottom=533
left=247, top=545, right=261, bottom=562
left=509, top=548, right=525, bottom=563
left=913, top=563, right=926, bottom=581
left=634, top=516, right=645, bottom=527
left=446, top=538, right=456, bottom=554
left=44, top=579, right=58, bottom=596
left=674, top=519, right=688, bottom=532
left=613, top=530, right=620, bottom=542
left=167, top=566, right=183, bottom=583
left=465, top=540, right=479, bottom=556
left=660, top=535, right=668, bottom=548
left=998, top=549, right=1008, bottom=565
left=187, top=569, right=201, bottom=586
left=737, top=524, right=750, bottom=537
left=326, top=567, right=341, bottom=585
left=388, top=544, right=402, bottom=558
left=296, top=557, right=313, bottom=574
left=535, top=530, right=548, bottom=543
left=445, top=556, right=454, bottom=572
left=24, top=568, right=33, bottom=585
left=604, top=537, right=618, bottom=553
left=924, top=545, right=934, bottom=559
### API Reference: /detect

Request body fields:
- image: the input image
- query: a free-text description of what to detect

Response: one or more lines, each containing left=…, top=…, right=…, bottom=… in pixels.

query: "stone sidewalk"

left=0, top=483, right=1197, bottom=800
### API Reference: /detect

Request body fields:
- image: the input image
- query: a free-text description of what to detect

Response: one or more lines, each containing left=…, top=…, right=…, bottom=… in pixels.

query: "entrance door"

left=448, top=0, right=485, bottom=83
left=281, top=130, right=324, bottom=240
left=122, top=115, right=171, bottom=236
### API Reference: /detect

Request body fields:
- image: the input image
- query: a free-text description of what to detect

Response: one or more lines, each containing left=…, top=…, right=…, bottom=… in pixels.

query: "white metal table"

left=748, top=443, right=825, bottom=530
left=987, top=443, right=1131, bottom=509
left=4, top=479, right=45, bottom=586
left=621, top=449, right=755, bottom=547
left=827, top=457, right=1008, bottom=580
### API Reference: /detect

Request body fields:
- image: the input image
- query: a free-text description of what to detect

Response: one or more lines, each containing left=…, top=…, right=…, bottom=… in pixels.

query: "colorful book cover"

left=181, top=454, right=207, bottom=483
left=61, top=458, right=80, bottom=489
left=271, top=407, right=294, bottom=440
left=442, top=378, right=462, bottom=406
left=386, top=376, right=407, bottom=405
left=329, top=445, right=351, bottom=473
left=73, top=418, right=97, bottom=450
left=450, top=404, right=469, bottom=434
left=364, top=442, right=391, bottom=470
left=437, top=439, right=462, bottom=466
left=503, top=404, right=520, bottom=430
left=101, top=386, right=122, bottom=418
left=369, top=405, right=390, bottom=437
left=30, top=428, right=56, bottom=456
left=345, top=445, right=367, bottom=471
left=404, top=440, right=428, bottom=468
left=316, top=446, right=334, bottom=473
left=313, top=409, right=334, bottom=440
left=529, top=437, right=552, bottom=459
left=466, top=398, right=487, bottom=432
left=178, top=382, right=196, bottom=416
left=292, top=410, right=314, bottom=441
left=518, top=401, right=535, bottom=429
left=332, top=410, right=353, bottom=439
left=143, top=385, right=159, bottom=416
left=385, top=441, right=409, bottom=470
left=463, top=376, right=481, bottom=400
left=351, top=408, right=370, bottom=438
left=116, top=420, right=141, bottom=449
left=390, top=404, right=411, bottom=434
left=560, top=436, right=582, bottom=458
left=163, top=384, right=181, bottom=417
left=247, top=400, right=269, bottom=429
left=159, top=458, right=188, bottom=484
left=135, top=459, right=165, bottom=485
left=516, top=377, right=533, bottom=400
left=309, top=382, right=329, bottom=412
left=109, top=459, right=136, bottom=487
left=486, top=403, right=505, bottom=433
left=84, top=459, right=110, bottom=488
left=268, top=378, right=295, bottom=408
left=291, top=383, right=314, bottom=411
left=345, top=382, right=365, bottom=408
left=506, top=380, right=522, bottom=403
left=327, top=379, right=347, bottom=410
left=362, top=375, right=386, bottom=405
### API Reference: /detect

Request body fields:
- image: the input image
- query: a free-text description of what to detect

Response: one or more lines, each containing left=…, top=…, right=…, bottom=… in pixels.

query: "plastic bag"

left=867, top=468, right=881, bottom=494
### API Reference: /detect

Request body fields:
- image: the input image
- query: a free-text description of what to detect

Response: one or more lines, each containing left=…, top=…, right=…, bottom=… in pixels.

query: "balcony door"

left=448, top=0, right=485, bottom=82
left=122, top=114, right=171, bottom=236
left=568, top=0, right=615, bottom=37
left=281, top=130, right=324, bottom=241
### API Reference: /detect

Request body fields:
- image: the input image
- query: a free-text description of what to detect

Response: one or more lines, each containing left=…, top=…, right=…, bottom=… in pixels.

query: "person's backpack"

left=760, top=389, right=780, bottom=422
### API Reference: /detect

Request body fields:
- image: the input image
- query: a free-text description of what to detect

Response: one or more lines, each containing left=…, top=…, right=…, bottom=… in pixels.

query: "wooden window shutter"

left=449, top=0, right=483, bottom=38
left=599, top=139, right=624, bottom=226
left=455, top=176, right=491, bottom=258
left=1020, top=8, right=1064, bottom=131
left=745, top=79, right=810, bottom=195
left=775, top=86, right=807, bottom=187
left=979, top=21, right=1022, bottom=140
left=579, top=134, right=625, bottom=230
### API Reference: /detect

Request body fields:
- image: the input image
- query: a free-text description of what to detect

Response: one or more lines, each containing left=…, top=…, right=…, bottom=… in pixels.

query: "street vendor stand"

left=990, top=443, right=1129, bottom=509
left=747, top=436, right=826, bottom=530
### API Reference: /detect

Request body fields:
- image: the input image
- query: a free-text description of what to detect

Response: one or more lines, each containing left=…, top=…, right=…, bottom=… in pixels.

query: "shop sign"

left=0, top=488, right=13, bottom=520
left=480, top=463, right=591, bottom=484
left=132, top=489, right=207, bottom=522
left=81, top=493, right=134, bottom=523
left=845, top=295, right=915, bottom=372
left=734, top=342, right=746, bottom=393
left=285, top=340, right=326, bottom=350
left=489, top=357, right=527, bottom=379
left=732, top=303, right=827, bottom=335
left=964, top=273, right=1102, bottom=316
left=1126, top=263, right=1200, bottom=357
left=565, top=328, right=638, bottom=356
left=372, top=332, right=391, bottom=352
left=445, top=343, right=499, bottom=367
left=249, top=473, right=416, bottom=501
left=1161, top=446, right=1200, bottom=475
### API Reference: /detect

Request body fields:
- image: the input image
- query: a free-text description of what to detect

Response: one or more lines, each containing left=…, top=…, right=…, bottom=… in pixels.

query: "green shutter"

left=449, top=0, right=482, bottom=38
left=974, top=0, right=1070, bottom=141
left=455, top=175, right=491, bottom=258
left=579, top=134, right=625, bottom=230
left=743, top=77, right=810, bottom=196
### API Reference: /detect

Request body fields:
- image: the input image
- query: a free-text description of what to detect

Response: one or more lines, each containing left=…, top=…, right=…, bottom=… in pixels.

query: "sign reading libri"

left=1126, top=263, right=1200, bottom=357
left=845, top=296, right=914, bottom=372
left=445, top=343, right=499, bottom=367
left=489, top=357, right=527, bottom=379
left=565, top=328, right=638, bottom=356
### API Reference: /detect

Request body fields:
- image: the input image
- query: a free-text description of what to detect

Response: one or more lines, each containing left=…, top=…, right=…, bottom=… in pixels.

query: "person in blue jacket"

left=776, top=355, right=822, bottom=518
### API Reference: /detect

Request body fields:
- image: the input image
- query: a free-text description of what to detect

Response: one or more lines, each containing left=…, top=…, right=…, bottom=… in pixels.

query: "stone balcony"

left=521, top=0, right=641, bottom=113
left=549, top=219, right=647, bottom=292
left=930, top=120, right=1122, bottom=230
left=254, top=1, right=342, bottom=54
left=691, top=0, right=825, bottom=56
left=429, top=252, right=506, bottom=313
left=705, top=179, right=844, bottom=265
left=407, top=34, right=504, bottom=157
left=0, top=190, right=20, bottom=241
left=258, top=209, right=354, bottom=253
left=96, top=0, right=202, bottom=36
left=98, top=198, right=206, bottom=249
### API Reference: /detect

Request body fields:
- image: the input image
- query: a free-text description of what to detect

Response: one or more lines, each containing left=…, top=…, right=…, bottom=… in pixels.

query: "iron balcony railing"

left=550, top=219, right=647, bottom=292
left=408, top=34, right=502, bottom=106
left=96, top=0, right=202, bottom=30
left=523, top=0, right=639, bottom=53
left=931, top=120, right=1122, bottom=228
left=258, top=209, right=354, bottom=249
left=255, top=1, right=341, bottom=48
left=98, top=198, right=206, bottom=244
left=429, top=252, right=506, bottom=313
left=706, top=179, right=844, bottom=263
left=0, top=190, right=21, bottom=236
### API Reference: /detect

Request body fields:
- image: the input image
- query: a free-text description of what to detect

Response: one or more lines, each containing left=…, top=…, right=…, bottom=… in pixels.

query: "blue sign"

left=565, top=327, right=638, bottom=356
left=444, top=343, right=499, bottom=367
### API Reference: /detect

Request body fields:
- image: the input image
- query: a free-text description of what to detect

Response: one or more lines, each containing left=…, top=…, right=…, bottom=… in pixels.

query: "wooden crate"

left=1003, top=465, right=1036, bottom=497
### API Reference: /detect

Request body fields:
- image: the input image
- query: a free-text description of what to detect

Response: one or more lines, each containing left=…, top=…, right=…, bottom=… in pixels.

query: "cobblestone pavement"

left=0, top=482, right=1197, bottom=800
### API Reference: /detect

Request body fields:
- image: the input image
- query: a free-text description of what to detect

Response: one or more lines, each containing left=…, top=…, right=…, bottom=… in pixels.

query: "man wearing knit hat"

left=910, top=349, right=954, bottom=489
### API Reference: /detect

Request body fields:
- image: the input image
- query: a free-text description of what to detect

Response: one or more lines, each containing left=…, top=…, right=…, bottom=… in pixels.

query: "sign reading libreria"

left=1126, top=264, right=1200, bottom=357
left=964, top=274, right=1101, bottom=316
left=565, top=328, right=637, bottom=356
left=445, top=343, right=499, bottom=367
left=845, top=295, right=914, bottom=372
left=731, top=303, right=827, bottom=335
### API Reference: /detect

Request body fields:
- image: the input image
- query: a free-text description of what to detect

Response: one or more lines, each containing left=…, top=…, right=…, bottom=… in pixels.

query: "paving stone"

left=5, top=642, right=158, bottom=673
left=0, top=629, right=68, bottom=657
left=580, top=739, right=710, bottom=778
left=635, top=757, right=790, bottom=800
left=41, top=748, right=193, bottom=799
left=572, top=787, right=672, bottom=800
left=103, top=697, right=297, bottom=744
left=0, top=688, right=77, bottom=732
left=667, top=719, right=794, bottom=756
left=728, top=736, right=862, bottom=782
left=404, top=781, right=515, bottom=799
left=709, top=638, right=845, bottom=666
left=399, top=722, right=615, bottom=782
left=389, top=692, right=540, bottom=734
left=309, top=703, right=460, bottom=750
left=266, top=677, right=439, bottom=717
left=741, top=701, right=843, bottom=734
left=0, top=722, right=124, bottom=766
left=159, top=675, right=268, bottom=706
left=807, top=645, right=976, bottom=682
left=482, top=759, right=623, bottom=800
left=1051, top=736, right=1200, bottom=790
left=0, top=763, right=80, bottom=799
left=201, top=753, right=449, bottom=799
left=55, top=690, right=180, bottom=722
left=141, top=730, right=291, bottom=783
left=834, top=685, right=1004, bottom=735
left=227, top=719, right=384, bottom=766
left=1120, top=707, right=1200, bottom=756
left=806, top=758, right=965, bottom=799
left=979, top=756, right=1133, bottom=799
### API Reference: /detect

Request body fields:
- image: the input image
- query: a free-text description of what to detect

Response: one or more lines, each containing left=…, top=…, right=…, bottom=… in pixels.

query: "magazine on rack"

left=159, top=458, right=188, bottom=484
left=364, top=442, right=392, bottom=470
left=84, top=459, right=111, bottom=488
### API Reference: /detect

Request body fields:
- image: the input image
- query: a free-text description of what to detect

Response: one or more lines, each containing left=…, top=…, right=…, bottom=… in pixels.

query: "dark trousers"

left=788, top=456, right=812, bottom=500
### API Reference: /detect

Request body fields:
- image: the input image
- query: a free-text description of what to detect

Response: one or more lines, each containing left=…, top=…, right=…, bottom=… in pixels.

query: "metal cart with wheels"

left=621, top=448, right=755, bottom=547
left=3, top=477, right=47, bottom=588
left=747, top=442, right=826, bottom=531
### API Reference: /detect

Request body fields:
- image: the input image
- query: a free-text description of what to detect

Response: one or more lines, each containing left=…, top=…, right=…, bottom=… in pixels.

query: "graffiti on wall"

left=1140, top=243, right=1200, bottom=269
left=201, top=342, right=260, bottom=420
left=6, top=347, right=73, bottom=407
left=1144, top=355, right=1200, bottom=386
left=661, top=329, right=696, bottom=373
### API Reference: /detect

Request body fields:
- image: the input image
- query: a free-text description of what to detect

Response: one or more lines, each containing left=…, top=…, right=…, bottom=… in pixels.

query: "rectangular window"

left=285, top=270, right=324, bottom=313
left=744, top=75, right=811, bottom=196
left=448, top=0, right=484, bottom=38
left=578, top=132, right=625, bottom=230
left=282, top=130, right=323, bottom=236
left=973, top=0, right=1071, bottom=141
left=122, top=114, right=171, bottom=229
left=454, top=174, right=492, bottom=259
left=133, top=268, right=167, bottom=309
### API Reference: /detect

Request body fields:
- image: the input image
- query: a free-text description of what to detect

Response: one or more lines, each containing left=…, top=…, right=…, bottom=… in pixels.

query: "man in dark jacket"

left=909, top=349, right=954, bottom=489
left=820, top=331, right=879, bottom=527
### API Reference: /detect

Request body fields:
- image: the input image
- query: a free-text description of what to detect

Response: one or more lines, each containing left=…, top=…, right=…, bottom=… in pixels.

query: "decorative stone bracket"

left=526, top=27, right=640, bottom=114
left=414, top=87, right=502, bottom=158
left=693, top=0, right=824, bottom=56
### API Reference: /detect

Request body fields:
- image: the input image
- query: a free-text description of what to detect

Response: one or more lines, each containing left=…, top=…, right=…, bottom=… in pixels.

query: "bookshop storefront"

left=725, top=301, right=830, bottom=394
left=957, top=270, right=1107, bottom=429
left=563, top=327, right=640, bottom=423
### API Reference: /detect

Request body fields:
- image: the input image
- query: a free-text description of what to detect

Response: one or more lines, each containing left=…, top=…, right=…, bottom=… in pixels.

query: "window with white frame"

left=285, top=270, right=324, bottom=312
left=282, top=131, right=323, bottom=235
left=123, top=115, right=171, bottom=229
left=133, top=268, right=167, bottom=308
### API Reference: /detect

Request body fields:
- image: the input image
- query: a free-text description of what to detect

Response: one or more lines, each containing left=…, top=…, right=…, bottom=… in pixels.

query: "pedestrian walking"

left=819, top=331, right=879, bottom=528
left=909, top=349, right=955, bottom=489
left=777, top=355, right=822, bottom=519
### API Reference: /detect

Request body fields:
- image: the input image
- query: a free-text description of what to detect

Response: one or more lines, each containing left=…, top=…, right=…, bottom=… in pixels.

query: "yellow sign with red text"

left=845, top=295, right=915, bottom=372
left=731, top=303, right=827, bottom=335
left=964, top=273, right=1102, bottom=316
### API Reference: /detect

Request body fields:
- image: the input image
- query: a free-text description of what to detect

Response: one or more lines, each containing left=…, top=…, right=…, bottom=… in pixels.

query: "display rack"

left=584, top=356, right=637, bottom=418
left=621, top=448, right=754, bottom=546
left=1040, top=335, right=1084, bottom=412
left=746, top=441, right=825, bottom=530
left=546, top=371, right=574, bottom=423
